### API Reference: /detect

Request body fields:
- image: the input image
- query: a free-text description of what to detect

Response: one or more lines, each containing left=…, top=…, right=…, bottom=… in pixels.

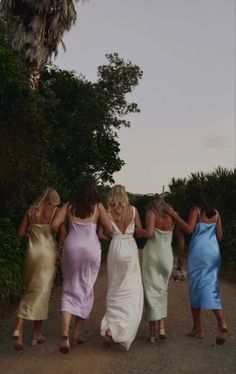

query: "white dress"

left=101, top=207, right=144, bottom=350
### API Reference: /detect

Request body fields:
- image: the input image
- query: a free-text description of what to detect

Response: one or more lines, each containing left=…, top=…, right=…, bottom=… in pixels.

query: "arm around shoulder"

left=165, top=205, right=198, bottom=235
left=98, top=203, right=113, bottom=237
left=135, top=209, right=155, bottom=238
left=51, top=203, right=69, bottom=233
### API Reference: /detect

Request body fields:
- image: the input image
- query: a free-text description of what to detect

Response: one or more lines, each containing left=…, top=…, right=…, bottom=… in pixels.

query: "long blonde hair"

left=108, top=185, right=129, bottom=221
left=29, top=188, right=60, bottom=216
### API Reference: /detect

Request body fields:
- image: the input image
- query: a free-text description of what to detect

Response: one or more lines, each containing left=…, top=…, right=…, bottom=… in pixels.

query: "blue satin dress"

left=187, top=219, right=222, bottom=310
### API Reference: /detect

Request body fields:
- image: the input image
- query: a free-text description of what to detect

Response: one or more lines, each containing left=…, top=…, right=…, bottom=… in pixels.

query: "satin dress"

left=142, top=228, right=174, bottom=321
left=101, top=207, right=144, bottom=351
left=18, top=213, right=57, bottom=320
left=188, top=213, right=222, bottom=310
left=61, top=209, right=101, bottom=319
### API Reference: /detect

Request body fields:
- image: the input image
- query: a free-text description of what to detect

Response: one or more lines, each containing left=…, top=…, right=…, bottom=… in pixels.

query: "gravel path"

left=0, top=257, right=235, bottom=374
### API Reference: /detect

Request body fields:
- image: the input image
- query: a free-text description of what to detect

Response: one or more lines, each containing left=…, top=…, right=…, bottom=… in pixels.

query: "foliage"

left=131, top=168, right=236, bottom=262
left=168, top=167, right=236, bottom=263
left=0, top=18, right=143, bottom=308
left=0, top=18, right=143, bottom=216
left=0, top=218, right=26, bottom=307
left=0, top=1, right=79, bottom=69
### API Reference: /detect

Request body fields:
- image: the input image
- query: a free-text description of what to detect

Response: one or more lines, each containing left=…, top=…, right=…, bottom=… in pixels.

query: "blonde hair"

left=108, top=185, right=129, bottom=220
left=147, top=194, right=166, bottom=216
left=29, top=188, right=60, bottom=215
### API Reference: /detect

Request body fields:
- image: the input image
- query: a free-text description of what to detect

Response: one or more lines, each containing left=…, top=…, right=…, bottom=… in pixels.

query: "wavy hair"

left=108, top=185, right=129, bottom=220
left=186, top=191, right=216, bottom=218
left=29, top=187, right=60, bottom=215
left=70, top=180, right=101, bottom=218
left=147, top=194, right=166, bottom=215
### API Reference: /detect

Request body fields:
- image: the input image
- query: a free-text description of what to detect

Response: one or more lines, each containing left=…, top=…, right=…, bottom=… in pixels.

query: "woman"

left=100, top=185, right=144, bottom=351
left=51, top=180, right=113, bottom=354
left=13, top=188, right=61, bottom=351
left=165, top=191, right=227, bottom=344
left=135, top=194, right=179, bottom=343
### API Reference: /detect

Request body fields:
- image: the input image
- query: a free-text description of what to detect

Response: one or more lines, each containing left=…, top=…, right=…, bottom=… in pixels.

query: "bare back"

left=109, top=204, right=134, bottom=234
left=29, top=203, right=57, bottom=225
left=153, top=211, right=175, bottom=231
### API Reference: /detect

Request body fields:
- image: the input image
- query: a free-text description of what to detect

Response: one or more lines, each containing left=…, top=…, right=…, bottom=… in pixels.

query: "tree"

left=167, top=168, right=236, bottom=263
left=0, top=38, right=143, bottom=215
left=0, top=1, right=85, bottom=88
left=39, top=53, right=143, bottom=188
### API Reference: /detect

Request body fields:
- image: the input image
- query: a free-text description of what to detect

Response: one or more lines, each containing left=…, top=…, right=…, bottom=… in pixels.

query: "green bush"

left=0, top=218, right=26, bottom=306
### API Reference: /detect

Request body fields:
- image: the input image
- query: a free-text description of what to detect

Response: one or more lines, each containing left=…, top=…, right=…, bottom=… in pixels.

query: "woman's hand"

left=164, top=204, right=177, bottom=217
left=177, top=256, right=183, bottom=270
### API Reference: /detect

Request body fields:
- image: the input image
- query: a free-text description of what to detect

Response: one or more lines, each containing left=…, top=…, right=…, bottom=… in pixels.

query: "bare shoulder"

left=189, top=206, right=199, bottom=216
left=146, top=208, right=155, bottom=217
left=97, top=202, right=107, bottom=213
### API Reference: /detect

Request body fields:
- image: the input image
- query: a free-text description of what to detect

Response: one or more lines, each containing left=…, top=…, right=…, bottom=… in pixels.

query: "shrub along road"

left=0, top=258, right=235, bottom=374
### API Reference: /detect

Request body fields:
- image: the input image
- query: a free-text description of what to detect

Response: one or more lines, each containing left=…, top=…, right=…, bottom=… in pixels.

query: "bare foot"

left=216, top=325, right=227, bottom=345
left=186, top=329, right=204, bottom=339
left=31, top=335, right=47, bottom=346
left=59, top=336, right=70, bottom=354
left=12, top=330, right=23, bottom=351
left=149, top=336, right=156, bottom=343
left=71, top=336, right=86, bottom=347
left=103, top=330, right=113, bottom=347
left=159, top=328, right=167, bottom=340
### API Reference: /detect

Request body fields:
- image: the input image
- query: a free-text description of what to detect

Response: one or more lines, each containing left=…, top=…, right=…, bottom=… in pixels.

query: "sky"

left=55, top=0, right=235, bottom=194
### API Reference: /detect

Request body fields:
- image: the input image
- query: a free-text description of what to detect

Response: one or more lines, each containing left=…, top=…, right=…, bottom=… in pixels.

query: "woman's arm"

left=215, top=214, right=223, bottom=241
left=51, top=203, right=69, bottom=233
left=135, top=209, right=155, bottom=238
left=175, top=224, right=185, bottom=269
left=17, top=213, right=30, bottom=239
left=165, top=205, right=198, bottom=235
left=97, top=203, right=113, bottom=237
left=58, top=223, right=67, bottom=248
left=97, top=223, right=111, bottom=240
left=134, top=208, right=142, bottom=230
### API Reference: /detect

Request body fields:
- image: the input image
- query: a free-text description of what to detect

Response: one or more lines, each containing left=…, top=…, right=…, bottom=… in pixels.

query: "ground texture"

left=0, top=258, right=235, bottom=374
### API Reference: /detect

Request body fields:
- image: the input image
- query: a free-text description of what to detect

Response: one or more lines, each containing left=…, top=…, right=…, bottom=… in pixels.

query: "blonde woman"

left=12, top=188, right=61, bottom=350
left=100, top=185, right=144, bottom=351
left=135, top=195, right=177, bottom=343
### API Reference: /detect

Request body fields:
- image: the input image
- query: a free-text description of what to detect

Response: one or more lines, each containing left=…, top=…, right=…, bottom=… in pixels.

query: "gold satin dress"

left=18, top=223, right=57, bottom=320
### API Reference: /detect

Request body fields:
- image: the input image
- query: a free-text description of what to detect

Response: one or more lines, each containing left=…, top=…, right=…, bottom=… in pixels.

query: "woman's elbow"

left=146, top=231, right=153, bottom=239
left=183, top=226, right=193, bottom=235
left=51, top=223, right=58, bottom=234
left=217, top=234, right=223, bottom=241
left=17, top=231, right=25, bottom=239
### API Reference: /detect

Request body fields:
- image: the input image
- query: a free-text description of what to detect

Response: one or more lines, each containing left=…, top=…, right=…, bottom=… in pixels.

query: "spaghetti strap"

left=50, top=207, right=57, bottom=223
left=132, top=206, right=136, bottom=219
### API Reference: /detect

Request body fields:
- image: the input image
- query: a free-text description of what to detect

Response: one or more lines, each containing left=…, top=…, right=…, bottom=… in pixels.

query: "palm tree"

left=0, top=1, right=86, bottom=89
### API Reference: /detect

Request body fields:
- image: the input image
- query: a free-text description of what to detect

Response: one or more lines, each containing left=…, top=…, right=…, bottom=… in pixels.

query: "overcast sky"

left=55, top=0, right=235, bottom=194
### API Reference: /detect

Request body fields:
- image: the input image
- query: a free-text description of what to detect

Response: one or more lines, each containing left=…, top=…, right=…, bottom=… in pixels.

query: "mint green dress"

left=142, top=228, right=174, bottom=321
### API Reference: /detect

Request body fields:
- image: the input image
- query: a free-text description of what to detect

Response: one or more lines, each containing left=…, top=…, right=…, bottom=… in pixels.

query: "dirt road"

left=0, top=259, right=235, bottom=374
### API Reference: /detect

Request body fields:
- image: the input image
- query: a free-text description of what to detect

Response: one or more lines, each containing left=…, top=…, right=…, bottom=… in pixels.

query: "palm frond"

left=0, top=0, right=82, bottom=67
